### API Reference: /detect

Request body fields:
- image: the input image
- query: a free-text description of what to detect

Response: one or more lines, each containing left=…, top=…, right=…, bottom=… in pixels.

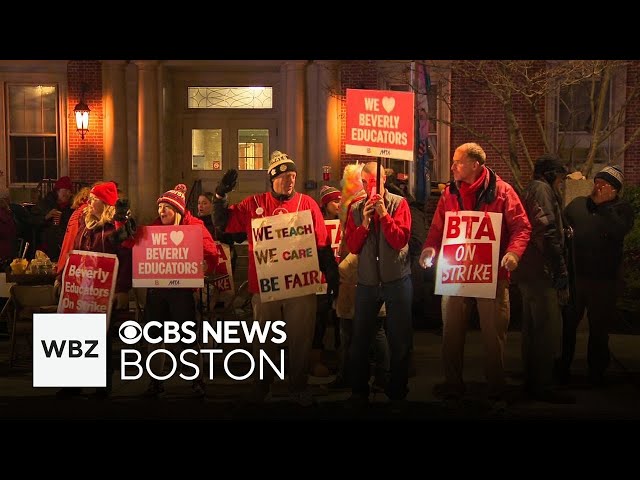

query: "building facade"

left=1, top=60, right=638, bottom=224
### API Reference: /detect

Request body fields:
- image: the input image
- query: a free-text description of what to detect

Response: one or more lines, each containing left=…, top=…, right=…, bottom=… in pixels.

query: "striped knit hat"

left=320, top=185, right=341, bottom=206
left=594, top=165, right=624, bottom=190
left=268, top=150, right=297, bottom=183
left=157, top=184, right=187, bottom=215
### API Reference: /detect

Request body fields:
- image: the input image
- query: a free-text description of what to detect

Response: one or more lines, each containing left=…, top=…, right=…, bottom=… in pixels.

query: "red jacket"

left=424, top=167, right=531, bottom=280
left=224, top=191, right=328, bottom=294
left=57, top=203, right=87, bottom=275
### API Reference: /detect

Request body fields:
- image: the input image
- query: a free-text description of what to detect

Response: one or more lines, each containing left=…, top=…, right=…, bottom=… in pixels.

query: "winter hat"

left=533, top=154, right=569, bottom=183
left=90, top=181, right=118, bottom=206
left=157, top=183, right=187, bottom=215
left=320, top=185, right=341, bottom=206
left=268, top=150, right=297, bottom=183
left=594, top=165, right=624, bottom=190
left=54, top=176, right=73, bottom=191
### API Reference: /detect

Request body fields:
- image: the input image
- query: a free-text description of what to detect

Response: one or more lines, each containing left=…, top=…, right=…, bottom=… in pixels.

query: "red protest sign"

left=132, top=225, right=204, bottom=288
left=434, top=211, right=503, bottom=299
left=57, top=250, right=119, bottom=323
left=345, top=88, right=415, bottom=161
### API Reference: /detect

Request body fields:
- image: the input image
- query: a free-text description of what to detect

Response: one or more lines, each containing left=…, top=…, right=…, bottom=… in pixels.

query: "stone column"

left=306, top=61, right=340, bottom=190
left=102, top=61, right=128, bottom=192
left=281, top=61, right=307, bottom=184
left=134, top=60, right=160, bottom=224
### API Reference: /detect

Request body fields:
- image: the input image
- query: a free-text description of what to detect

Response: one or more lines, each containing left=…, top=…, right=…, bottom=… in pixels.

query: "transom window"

left=188, top=87, right=272, bottom=109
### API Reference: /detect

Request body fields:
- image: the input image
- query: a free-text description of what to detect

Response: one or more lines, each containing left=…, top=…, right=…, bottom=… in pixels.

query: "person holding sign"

left=57, top=181, right=136, bottom=399
left=344, top=161, right=413, bottom=411
left=143, top=184, right=219, bottom=399
left=419, top=142, right=531, bottom=404
left=310, top=185, right=343, bottom=378
left=212, top=151, right=338, bottom=407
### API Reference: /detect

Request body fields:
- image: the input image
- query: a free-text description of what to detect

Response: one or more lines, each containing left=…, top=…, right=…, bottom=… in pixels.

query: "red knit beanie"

left=54, top=176, right=72, bottom=191
left=157, top=184, right=187, bottom=215
left=320, top=185, right=341, bottom=206
left=90, top=182, right=118, bottom=206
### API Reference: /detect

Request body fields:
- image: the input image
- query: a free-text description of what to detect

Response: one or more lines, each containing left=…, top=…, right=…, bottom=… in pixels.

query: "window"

left=238, top=129, right=269, bottom=170
left=7, top=84, right=59, bottom=183
left=188, top=87, right=273, bottom=109
left=192, top=129, right=222, bottom=171
left=552, top=65, right=626, bottom=174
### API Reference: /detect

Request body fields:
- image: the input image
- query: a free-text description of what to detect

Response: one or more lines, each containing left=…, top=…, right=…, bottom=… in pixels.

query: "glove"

left=500, top=251, right=519, bottom=272
left=215, top=169, right=238, bottom=197
left=112, top=216, right=137, bottom=244
left=114, top=199, right=131, bottom=222
left=54, top=279, right=61, bottom=298
left=419, top=247, right=436, bottom=268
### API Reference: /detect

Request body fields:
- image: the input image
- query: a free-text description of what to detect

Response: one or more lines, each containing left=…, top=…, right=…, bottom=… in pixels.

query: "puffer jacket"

left=512, top=178, right=567, bottom=285
left=423, top=166, right=531, bottom=281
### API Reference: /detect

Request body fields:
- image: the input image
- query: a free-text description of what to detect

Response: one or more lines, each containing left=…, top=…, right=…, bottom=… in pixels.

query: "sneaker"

left=143, top=380, right=165, bottom=399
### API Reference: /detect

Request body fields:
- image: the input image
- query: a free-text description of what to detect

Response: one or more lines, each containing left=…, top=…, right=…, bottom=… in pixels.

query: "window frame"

left=0, top=62, right=69, bottom=189
left=546, top=63, right=626, bottom=173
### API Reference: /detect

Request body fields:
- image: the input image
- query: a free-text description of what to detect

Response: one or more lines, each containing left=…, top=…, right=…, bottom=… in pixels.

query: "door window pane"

left=192, top=129, right=222, bottom=170
left=238, top=129, right=269, bottom=170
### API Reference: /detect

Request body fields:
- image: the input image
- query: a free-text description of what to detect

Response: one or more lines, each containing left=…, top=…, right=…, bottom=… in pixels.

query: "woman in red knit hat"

left=143, top=183, right=219, bottom=399
left=55, top=181, right=136, bottom=399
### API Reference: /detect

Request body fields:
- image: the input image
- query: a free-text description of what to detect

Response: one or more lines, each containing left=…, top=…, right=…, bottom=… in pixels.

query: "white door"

left=182, top=117, right=278, bottom=205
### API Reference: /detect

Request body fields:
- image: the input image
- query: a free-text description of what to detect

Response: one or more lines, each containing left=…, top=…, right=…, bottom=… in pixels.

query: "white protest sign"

left=251, top=210, right=321, bottom=302
left=317, top=219, right=341, bottom=295
left=434, top=210, right=502, bottom=299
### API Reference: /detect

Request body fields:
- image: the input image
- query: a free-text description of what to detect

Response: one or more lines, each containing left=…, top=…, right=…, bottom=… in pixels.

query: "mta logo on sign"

left=33, top=313, right=107, bottom=387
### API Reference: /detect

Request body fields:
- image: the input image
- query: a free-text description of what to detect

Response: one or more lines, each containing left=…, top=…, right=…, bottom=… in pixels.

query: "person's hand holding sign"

left=362, top=201, right=375, bottom=230
left=369, top=194, right=388, bottom=218
left=500, top=251, right=520, bottom=272
left=419, top=247, right=436, bottom=268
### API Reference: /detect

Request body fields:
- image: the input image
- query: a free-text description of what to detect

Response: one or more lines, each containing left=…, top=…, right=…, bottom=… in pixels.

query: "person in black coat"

left=557, top=166, right=635, bottom=386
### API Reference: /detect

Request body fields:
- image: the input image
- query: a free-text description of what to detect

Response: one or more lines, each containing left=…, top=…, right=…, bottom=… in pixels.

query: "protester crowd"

left=1, top=144, right=634, bottom=412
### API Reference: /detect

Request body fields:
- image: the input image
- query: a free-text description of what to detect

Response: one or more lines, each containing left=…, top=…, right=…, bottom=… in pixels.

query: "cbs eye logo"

left=119, top=321, right=143, bottom=345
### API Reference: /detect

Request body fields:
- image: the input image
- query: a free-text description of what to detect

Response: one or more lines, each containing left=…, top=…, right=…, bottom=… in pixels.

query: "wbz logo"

left=33, top=314, right=107, bottom=388
left=41, top=339, right=99, bottom=358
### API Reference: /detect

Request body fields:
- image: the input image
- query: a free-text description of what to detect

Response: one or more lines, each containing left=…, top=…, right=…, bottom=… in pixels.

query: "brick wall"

left=624, top=62, right=640, bottom=186
left=450, top=61, right=547, bottom=191
left=339, top=61, right=380, bottom=172
left=67, top=60, right=103, bottom=184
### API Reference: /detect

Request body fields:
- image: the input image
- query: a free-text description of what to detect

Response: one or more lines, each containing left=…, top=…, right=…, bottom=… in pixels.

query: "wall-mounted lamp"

left=74, top=83, right=90, bottom=139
